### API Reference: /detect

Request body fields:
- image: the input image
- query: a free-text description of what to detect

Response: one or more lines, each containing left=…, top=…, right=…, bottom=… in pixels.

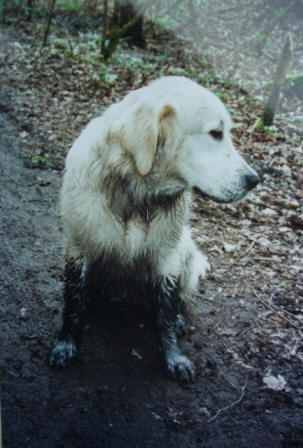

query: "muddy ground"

left=1, top=21, right=303, bottom=448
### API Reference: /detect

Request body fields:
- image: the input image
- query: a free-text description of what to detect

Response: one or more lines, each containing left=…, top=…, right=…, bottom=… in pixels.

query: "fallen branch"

left=253, top=289, right=302, bottom=329
left=207, top=377, right=248, bottom=423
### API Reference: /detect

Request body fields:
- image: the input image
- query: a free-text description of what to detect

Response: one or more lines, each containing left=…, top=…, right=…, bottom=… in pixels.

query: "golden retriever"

left=49, top=76, right=259, bottom=381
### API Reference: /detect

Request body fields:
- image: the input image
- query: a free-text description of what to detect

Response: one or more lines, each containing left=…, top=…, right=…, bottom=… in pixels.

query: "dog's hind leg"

left=155, top=279, right=195, bottom=382
left=49, top=260, right=88, bottom=367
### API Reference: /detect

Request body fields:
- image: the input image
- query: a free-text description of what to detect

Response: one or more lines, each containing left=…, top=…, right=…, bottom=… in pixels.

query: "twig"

left=253, top=289, right=301, bottom=329
left=239, top=240, right=256, bottom=258
left=254, top=290, right=300, bottom=321
left=207, top=377, right=248, bottom=423
left=248, top=117, right=262, bottom=134
left=212, top=3, right=258, bottom=15
left=67, top=40, right=74, bottom=56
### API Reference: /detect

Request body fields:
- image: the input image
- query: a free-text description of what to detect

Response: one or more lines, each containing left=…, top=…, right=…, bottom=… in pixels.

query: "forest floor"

left=0, top=6, right=303, bottom=448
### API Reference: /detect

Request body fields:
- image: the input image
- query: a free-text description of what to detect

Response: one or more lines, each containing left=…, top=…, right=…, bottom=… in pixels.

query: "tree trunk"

left=262, top=33, right=293, bottom=127
left=26, top=0, right=35, bottom=20
left=43, top=0, right=57, bottom=47
left=101, top=0, right=145, bottom=60
left=120, top=0, right=145, bottom=48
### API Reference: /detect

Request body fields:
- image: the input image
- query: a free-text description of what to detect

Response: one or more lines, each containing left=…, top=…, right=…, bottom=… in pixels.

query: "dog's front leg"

left=49, top=260, right=88, bottom=367
left=155, top=280, right=195, bottom=382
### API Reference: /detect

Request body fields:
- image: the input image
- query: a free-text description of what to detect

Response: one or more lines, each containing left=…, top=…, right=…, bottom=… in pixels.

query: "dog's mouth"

left=193, top=187, right=212, bottom=201
left=192, top=187, right=229, bottom=204
left=192, top=186, right=245, bottom=204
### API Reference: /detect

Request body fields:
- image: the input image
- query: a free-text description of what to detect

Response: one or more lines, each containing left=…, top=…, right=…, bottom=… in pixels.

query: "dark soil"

left=1, top=21, right=303, bottom=448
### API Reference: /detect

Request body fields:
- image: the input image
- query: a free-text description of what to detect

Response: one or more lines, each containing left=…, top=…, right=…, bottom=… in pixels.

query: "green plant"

left=196, top=73, right=234, bottom=89
left=265, top=128, right=276, bottom=137
left=91, top=66, right=117, bottom=86
left=154, top=17, right=178, bottom=29
left=32, top=154, right=51, bottom=166
left=0, top=0, right=42, bottom=19
left=255, top=119, right=264, bottom=132
left=283, top=74, right=303, bottom=100
left=58, top=1, right=84, bottom=13
left=216, top=92, right=230, bottom=102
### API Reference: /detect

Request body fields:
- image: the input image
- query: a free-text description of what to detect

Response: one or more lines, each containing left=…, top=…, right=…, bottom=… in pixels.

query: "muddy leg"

left=49, top=260, right=88, bottom=367
left=155, top=279, right=195, bottom=382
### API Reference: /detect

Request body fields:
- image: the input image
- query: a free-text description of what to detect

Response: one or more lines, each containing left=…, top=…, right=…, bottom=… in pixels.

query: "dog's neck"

left=102, top=172, right=188, bottom=224
left=136, top=189, right=186, bottom=223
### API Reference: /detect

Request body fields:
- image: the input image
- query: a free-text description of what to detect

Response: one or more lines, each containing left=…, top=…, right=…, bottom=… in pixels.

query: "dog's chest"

left=104, top=212, right=173, bottom=258
left=124, top=219, right=150, bottom=253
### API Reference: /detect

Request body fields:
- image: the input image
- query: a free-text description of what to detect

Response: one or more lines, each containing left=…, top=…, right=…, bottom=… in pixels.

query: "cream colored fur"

left=60, top=76, right=259, bottom=301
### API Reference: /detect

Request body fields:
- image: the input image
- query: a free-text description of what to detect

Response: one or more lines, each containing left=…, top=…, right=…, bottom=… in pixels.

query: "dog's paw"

left=49, top=338, right=77, bottom=368
left=166, top=352, right=195, bottom=382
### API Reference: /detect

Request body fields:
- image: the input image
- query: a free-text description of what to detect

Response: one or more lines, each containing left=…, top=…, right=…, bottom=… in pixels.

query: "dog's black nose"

left=244, top=172, right=260, bottom=191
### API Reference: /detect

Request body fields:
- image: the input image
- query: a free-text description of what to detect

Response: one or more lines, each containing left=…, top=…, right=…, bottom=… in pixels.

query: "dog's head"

left=113, top=76, right=259, bottom=203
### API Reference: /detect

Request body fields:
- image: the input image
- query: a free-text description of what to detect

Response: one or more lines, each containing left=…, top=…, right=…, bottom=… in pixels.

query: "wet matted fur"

left=50, top=76, right=259, bottom=381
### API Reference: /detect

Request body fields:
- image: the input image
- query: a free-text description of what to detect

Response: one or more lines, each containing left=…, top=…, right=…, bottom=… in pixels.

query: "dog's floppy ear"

left=120, top=103, right=176, bottom=176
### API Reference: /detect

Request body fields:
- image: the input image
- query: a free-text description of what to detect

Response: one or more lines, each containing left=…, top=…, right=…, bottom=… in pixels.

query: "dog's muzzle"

left=193, top=169, right=260, bottom=204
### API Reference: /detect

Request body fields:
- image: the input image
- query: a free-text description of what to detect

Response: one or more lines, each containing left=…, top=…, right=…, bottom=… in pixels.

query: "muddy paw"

left=166, top=352, right=195, bottom=382
left=49, top=338, right=77, bottom=367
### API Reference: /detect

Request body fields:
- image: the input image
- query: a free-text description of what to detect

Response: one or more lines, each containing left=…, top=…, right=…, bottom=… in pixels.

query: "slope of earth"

left=0, top=18, right=302, bottom=448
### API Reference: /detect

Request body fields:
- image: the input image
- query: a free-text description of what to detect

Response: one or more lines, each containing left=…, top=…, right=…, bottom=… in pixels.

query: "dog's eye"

left=209, top=129, right=223, bottom=140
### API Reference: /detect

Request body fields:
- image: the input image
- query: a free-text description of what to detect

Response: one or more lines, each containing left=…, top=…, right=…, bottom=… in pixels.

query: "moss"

left=283, top=74, right=303, bottom=99
left=265, top=74, right=303, bottom=100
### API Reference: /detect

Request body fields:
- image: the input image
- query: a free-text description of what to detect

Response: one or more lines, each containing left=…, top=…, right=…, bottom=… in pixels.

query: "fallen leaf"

left=263, top=374, right=287, bottom=391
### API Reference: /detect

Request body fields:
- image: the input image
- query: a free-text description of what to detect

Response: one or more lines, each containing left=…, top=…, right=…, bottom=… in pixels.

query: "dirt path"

left=1, top=32, right=303, bottom=448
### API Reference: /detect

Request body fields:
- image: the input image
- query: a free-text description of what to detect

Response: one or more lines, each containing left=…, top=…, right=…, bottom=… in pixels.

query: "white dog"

left=50, top=76, right=259, bottom=381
